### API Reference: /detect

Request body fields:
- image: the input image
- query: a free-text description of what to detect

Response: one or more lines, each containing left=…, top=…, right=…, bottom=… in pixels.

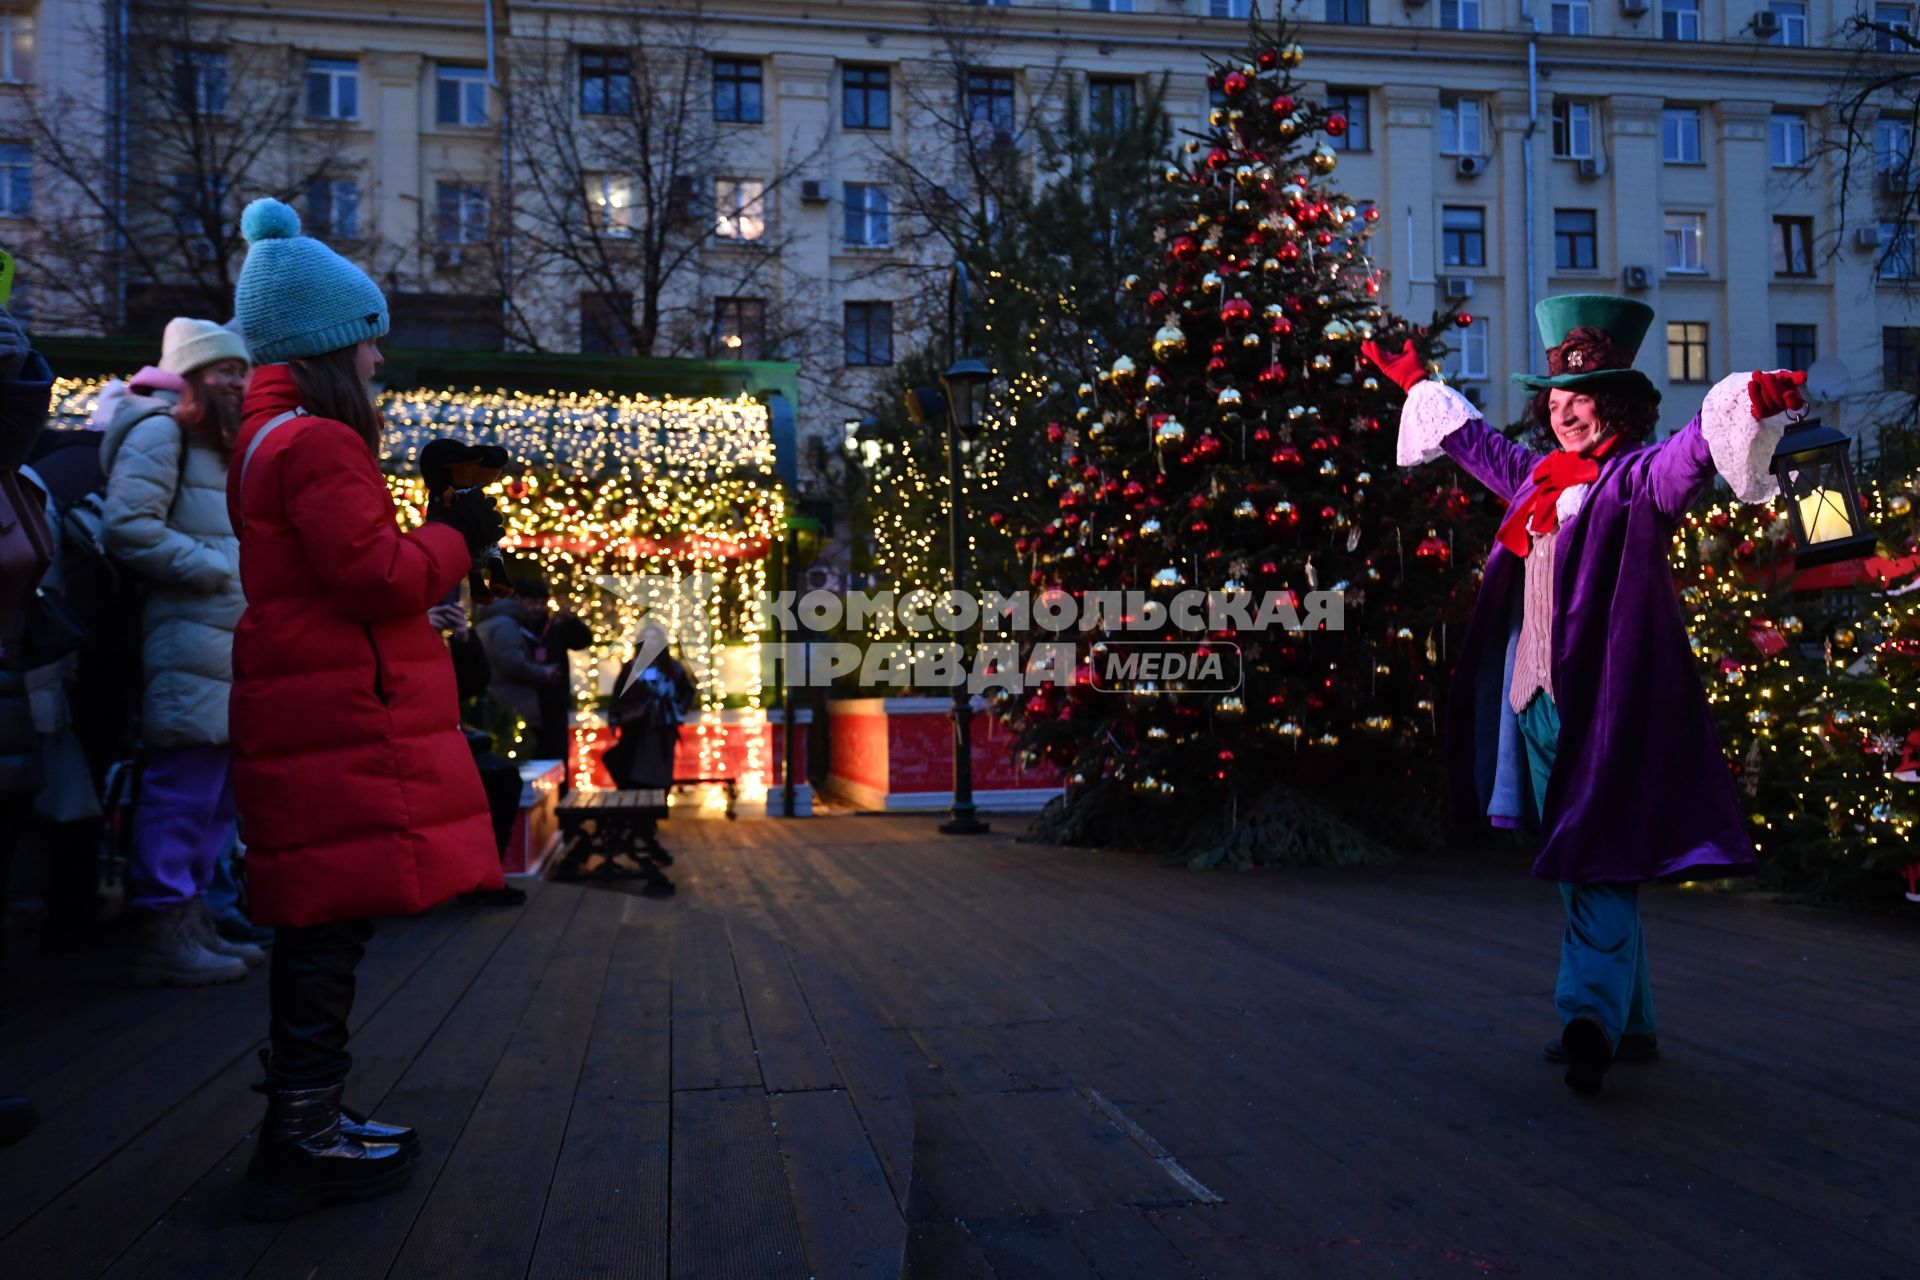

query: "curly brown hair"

left=1527, top=385, right=1659, bottom=448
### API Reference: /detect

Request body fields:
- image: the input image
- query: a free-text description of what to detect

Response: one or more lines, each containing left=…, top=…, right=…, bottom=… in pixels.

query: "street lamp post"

left=938, top=262, right=991, bottom=836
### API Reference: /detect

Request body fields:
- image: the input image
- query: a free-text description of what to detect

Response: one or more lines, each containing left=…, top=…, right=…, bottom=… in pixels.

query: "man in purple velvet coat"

left=1364, top=294, right=1809, bottom=1096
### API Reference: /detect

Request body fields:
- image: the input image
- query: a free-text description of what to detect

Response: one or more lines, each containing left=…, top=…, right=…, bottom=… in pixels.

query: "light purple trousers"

left=127, top=744, right=236, bottom=913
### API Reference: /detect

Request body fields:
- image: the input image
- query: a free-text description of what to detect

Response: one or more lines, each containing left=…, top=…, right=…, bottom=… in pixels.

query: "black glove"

left=427, top=486, right=505, bottom=554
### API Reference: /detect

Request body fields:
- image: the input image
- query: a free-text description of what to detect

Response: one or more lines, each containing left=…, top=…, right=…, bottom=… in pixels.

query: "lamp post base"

left=939, top=813, right=992, bottom=835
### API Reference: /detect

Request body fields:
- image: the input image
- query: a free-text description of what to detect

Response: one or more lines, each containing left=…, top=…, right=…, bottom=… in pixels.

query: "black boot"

left=1560, top=1016, right=1613, bottom=1096
left=254, top=1050, right=420, bottom=1159
left=244, top=1079, right=412, bottom=1220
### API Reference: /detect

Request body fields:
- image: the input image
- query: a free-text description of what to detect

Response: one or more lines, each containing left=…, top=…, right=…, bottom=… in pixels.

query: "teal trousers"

left=1516, top=694, right=1656, bottom=1048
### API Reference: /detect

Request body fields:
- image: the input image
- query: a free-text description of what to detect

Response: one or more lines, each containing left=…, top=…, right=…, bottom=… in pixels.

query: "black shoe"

left=244, top=1079, right=412, bottom=1221
left=608, top=854, right=676, bottom=898
left=1560, top=1017, right=1613, bottom=1096
left=1544, top=1032, right=1659, bottom=1065
left=253, top=1051, right=420, bottom=1160
left=0, top=1096, right=39, bottom=1146
left=457, top=885, right=528, bottom=907
left=642, top=841, right=674, bottom=867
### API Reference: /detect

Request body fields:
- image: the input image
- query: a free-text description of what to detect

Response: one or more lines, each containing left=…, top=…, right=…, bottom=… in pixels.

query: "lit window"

left=714, top=296, right=767, bottom=359
left=1, top=9, right=37, bottom=83
left=1667, top=322, right=1709, bottom=383
left=585, top=172, right=634, bottom=238
left=715, top=178, right=766, bottom=241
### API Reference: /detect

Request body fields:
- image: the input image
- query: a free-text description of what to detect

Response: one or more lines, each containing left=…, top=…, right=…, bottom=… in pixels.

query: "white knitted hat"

left=159, top=316, right=252, bottom=376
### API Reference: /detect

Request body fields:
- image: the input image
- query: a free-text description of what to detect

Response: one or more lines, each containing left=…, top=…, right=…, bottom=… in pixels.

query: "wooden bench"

left=552, top=787, right=674, bottom=891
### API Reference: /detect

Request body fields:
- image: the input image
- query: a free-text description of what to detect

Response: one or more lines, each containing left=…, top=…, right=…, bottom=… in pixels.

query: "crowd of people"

left=0, top=196, right=692, bottom=1216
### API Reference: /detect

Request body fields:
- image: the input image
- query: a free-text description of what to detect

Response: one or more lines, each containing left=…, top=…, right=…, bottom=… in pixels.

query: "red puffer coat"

left=227, top=364, right=501, bottom=926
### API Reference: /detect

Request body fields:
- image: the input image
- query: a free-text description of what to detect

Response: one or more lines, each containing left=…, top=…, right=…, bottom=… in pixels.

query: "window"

left=1326, top=89, right=1370, bottom=152
left=1325, top=0, right=1369, bottom=23
left=713, top=58, right=762, bottom=124
left=1089, top=0, right=1135, bottom=10
left=1664, top=212, right=1705, bottom=273
left=580, top=49, right=632, bottom=116
left=1663, top=0, right=1700, bottom=41
left=580, top=291, right=633, bottom=357
left=1767, top=2, right=1807, bottom=46
left=0, top=142, right=28, bottom=217
left=1552, top=100, right=1593, bottom=160
left=1446, top=317, right=1489, bottom=380
left=1877, top=117, right=1914, bottom=174
left=845, top=301, right=893, bottom=367
left=305, top=57, right=358, bottom=120
left=305, top=177, right=359, bottom=240
left=170, top=172, right=230, bottom=239
left=1088, top=77, right=1136, bottom=133
left=843, top=183, right=891, bottom=247
left=1770, top=112, right=1808, bottom=168
left=967, top=70, right=1016, bottom=139
left=1772, top=216, right=1813, bottom=275
left=1442, top=205, right=1486, bottom=268
left=1662, top=108, right=1701, bottom=164
left=1440, top=0, right=1481, bottom=30
left=435, top=182, right=488, bottom=244
left=843, top=66, right=890, bottom=131
left=1776, top=323, right=1816, bottom=372
left=1439, top=96, right=1482, bottom=156
left=176, top=48, right=228, bottom=114
left=1551, top=0, right=1592, bottom=34
left=1878, top=5, right=1915, bottom=52
left=0, top=10, right=32, bottom=83
left=714, top=178, right=765, bottom=241
left=388, top=293, right=501, bottom=350
left=1667, top=322, right=1709, bottom=383
left=437, top=65, right=488, bottom=126
left=1879, top=221, right=1918, bottom=279
left=714, top=296, right=767, bottom=359
left=1209, top=0, right=1252, bottom=16
left=1883, top=327, right=1920, bottom=388
left=1554, top=209, right=1597, bottom=270
left=585, top=172, right=634, bottom=238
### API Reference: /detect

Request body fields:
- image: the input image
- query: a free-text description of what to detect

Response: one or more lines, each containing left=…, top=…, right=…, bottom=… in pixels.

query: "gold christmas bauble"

left=1280, top=41, right=1304, bottom=68
left=1233, top=500, right=1257, bottom=520
left=1201, top=271, right=1223, bottom=295
left=1324, top=319, right=1356, bottom=342
left=1217, top=694, right=1247, bottom=720
left=1890, top=494, right=1914, bottom=518
left=1122, top=273, right=1143, bottom=293
left=1362, top=376, right=1381, bottom=393
left=1163, top=165, right=1183, bottom=184
left=1144, top=371, right=1166, bottom=395
left=1780, top=614, right=1803, bottom=636
left=1183, top=140, right=1201, bottom=155
left=1218, top=386, right=1244, bottom=409
left=1241, top=331, right=1263, bottom=350
left=1235, top=164, right=1257, bottom=188
left=1310, top=144, right=1338, bottom=175
left=1152, top=321, right=1188, bottom=360
left=1261, top=257, right=1282, bottom=274
left=1209, top=107, right=1228, bottom=128
left=1835, top=627, right=1857, bottom=648
left=1151, top=565, right=1186, bottom=589
left=1110, top=355, right=1137, bottom=384
left=1311, top=353, right=1334, bottom=373
left=1140, top=517, right=1163, bottom=538
left=1154, top=417, right=1188, bottom=449
left=1077, top=381, right=1096, bottom=400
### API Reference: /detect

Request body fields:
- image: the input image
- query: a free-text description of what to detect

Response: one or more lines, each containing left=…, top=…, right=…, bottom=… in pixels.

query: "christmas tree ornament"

left=1152, top=321, right=1189, bottom=360
left=1140, top=517, right=1163, bottom=538
left=1891, top=494, right=1914, bottom=517
left=1123, top=274, right=1143, bottom=293
left=1111, top=355, right=1138, bottom=385
left=1201, top=271, right=1224, bottom=295
left=1326, top=112, right=1349, bottom=138
left=1151, top=565, right=1186, bottom=589
left=1310, top=145, right=1338, bottom=175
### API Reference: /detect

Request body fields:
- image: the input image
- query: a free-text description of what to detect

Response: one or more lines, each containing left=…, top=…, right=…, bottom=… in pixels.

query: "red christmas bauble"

left=1169, top=235, right=1199, bottom=262
left=1221, top=297, right=1254, bottom=325
left=1207, top=356, right=1228, bottom=376
left=1272, top=94, right=1295, bottom=116
left=1414, top=535, right=1451, bottom=567
left=1045, top=421, right=1065, bottom=443
left=1270, top=443, right=1303, bottom=468
left=1326, top=112, right=1348, bottom=138
left=1147, top=289, right=1168, bottom=310
left=988, top=510, right=1007, bottom=528
left=1223, top=71, right=1248, bottom=97
left=1206, top=146, right=1232, bottom=171
left=1454, top=313, right=1474, bottom=329
left=1258, top=48, right=1279, bottom=69
left=1269, top=314, right=1293, bottom=337
left=1258, top=364, right=1288, bottom=389
left=1277, top=241, right=1300, bottom=264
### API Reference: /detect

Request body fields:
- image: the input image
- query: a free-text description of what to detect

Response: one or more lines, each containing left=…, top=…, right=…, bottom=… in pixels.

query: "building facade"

left=5, top=0, right=1916, bottom=468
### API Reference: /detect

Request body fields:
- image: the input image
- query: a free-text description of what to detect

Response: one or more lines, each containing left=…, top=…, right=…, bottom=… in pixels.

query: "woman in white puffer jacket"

left=97, top=317, right=258, bottom=986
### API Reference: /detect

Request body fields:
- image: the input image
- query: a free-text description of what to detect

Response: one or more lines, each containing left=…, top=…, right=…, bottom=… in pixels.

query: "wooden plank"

left=768, top=1089, right=905, bottom=1280
left=669, top=913, right=758, bottom=1092
left=244, top=885, right=585, bottom=1280
left=0, top=910, right=473, bottom=1280
left=526, top=908, right=673, bottom=1280
left=727, top=921, right=840, bottom=1094
left=902, top=1222, right=997, bottom=1280
left=668, top=1087, right=808, bottom=1280
left=384, top=888, right=624, bottom=1280
left=964, top=1216, right=1101, bottom=1280
left=1061, top=1205, right=1201, bottom=1280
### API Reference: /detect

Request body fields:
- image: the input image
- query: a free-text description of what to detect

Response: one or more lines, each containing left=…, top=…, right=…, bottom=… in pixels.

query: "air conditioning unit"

left=1855, top=224, right=1884, bottom=249
left=1883, top=168, right=1914, bottom=195
left=434, top=246, right=464, bottom=271
left=1752, top=10, right=1780, bottom=39
left=1575, top=156, right=1606, bottom=180
left=1619, top=0, right=1650, bottom=16
left=1443, top=276, right=1475, bottom=299
left=800, top=179, right=830, bottom=204
left=1622, top=264, right=1651, bottom=291
left=1405, top=0, right=1429, bottom=7
left=1456, top=154, right=1487, bottom=178
left=1462, top=384, right=1485, bottom=408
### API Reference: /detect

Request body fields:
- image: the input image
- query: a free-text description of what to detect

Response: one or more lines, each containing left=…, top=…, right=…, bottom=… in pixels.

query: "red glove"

left=1361, top=338, right=1427, bottom=393
left=1748, top=369, right=1807, bottom=420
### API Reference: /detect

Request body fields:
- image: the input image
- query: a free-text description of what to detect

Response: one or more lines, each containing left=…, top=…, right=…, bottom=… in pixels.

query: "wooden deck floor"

left=2, top=815, right=1917, bottom=1279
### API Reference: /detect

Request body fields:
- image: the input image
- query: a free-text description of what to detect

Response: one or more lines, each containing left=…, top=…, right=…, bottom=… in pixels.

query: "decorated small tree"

left=1006, top=15, right=1490, bottom=864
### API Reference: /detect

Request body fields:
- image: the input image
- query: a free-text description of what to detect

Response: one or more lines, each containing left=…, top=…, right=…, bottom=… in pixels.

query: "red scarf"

left=1496, top=436, right=1619, bottom=557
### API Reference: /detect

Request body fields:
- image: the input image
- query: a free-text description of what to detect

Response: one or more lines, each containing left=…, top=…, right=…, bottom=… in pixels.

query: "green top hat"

left=1510, top=293, right=1660, bottom=403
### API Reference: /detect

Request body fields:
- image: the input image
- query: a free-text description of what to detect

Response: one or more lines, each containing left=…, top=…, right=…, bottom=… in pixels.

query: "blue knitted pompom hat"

left=234, top=198, right=389, bottom=363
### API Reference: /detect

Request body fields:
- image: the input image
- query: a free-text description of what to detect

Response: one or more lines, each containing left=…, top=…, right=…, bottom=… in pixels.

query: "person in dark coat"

left=605, top=622, right=694, bottom=858
left=0, top=303, right=53, bottom=1145
left=1367, top=294, right=1807, bottom=1097
left=429, top=591, right=526, bottom=907
left=475, top=578, right=564, bottom=760
left=229, top=198, right=506, bottom=1217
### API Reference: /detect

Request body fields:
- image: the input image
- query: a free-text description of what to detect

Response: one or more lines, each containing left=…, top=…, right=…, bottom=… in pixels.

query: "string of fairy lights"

left=50, top=378, right=784, bottom=801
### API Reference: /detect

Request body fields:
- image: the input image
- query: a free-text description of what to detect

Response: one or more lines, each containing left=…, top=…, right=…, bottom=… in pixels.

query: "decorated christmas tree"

left=1006, top=15, right=1491, bottom=864
left=1671, top=447, right=1920, bottom=905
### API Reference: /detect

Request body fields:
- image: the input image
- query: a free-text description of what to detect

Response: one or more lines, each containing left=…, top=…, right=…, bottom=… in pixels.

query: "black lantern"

left=1770, top=417, right=1876, bottom=569
left=940, top=356, right=994, bottom=438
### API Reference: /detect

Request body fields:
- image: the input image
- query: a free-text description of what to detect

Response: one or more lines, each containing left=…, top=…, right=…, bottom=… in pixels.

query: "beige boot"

left=188, top=898, right=266, bottom=968
left=132, top=907, right=249, bottom=987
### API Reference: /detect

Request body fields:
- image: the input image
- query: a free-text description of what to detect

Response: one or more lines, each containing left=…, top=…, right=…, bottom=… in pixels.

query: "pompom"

left=241, top=198, right=301, bottom=244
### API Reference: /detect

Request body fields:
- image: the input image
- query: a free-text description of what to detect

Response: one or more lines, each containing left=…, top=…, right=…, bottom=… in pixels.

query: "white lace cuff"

left=1700, top=371, right=1801, bottom=504
left=1396, top=379, right=1479, bottom=467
